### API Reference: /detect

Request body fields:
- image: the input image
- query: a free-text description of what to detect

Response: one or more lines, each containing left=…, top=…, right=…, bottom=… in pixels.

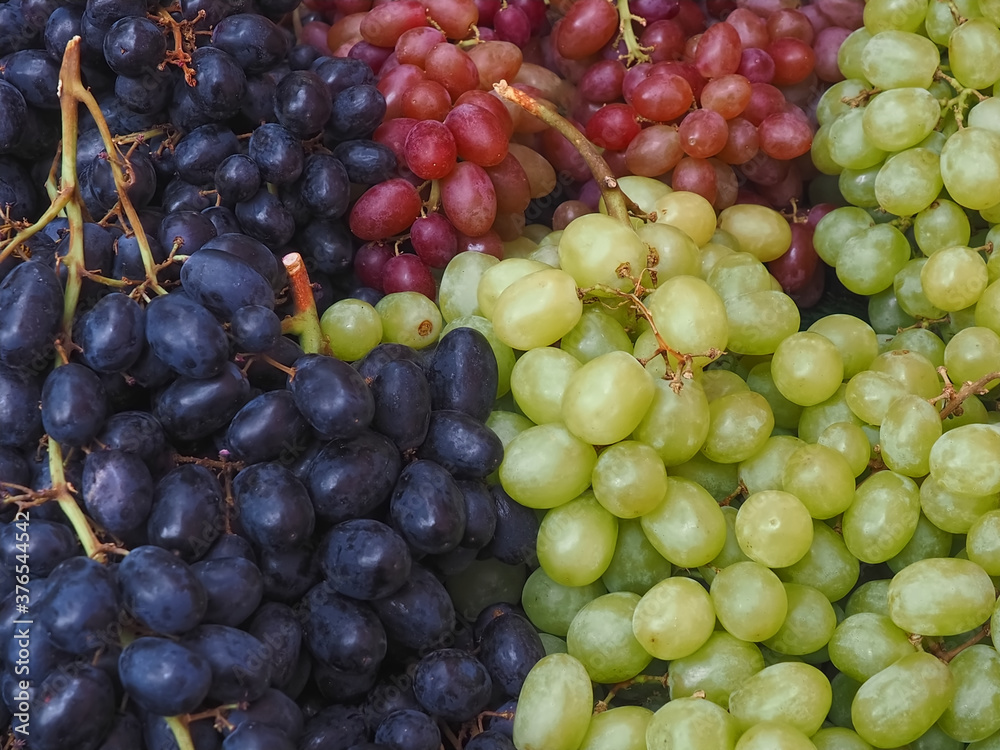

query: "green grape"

left=812, top=124, right=843, bottom=176
left=486, top=410, right=534, bottom=449
left=442, top=315, right=515, bottom=396
left=559, top=308, right=632, bottom=364
left=936, top=644, right=1000, bottom=742
left=579, top=705, right=652, bottom=750
left=914, top=199, right=972, bottom=256
left=843, top=471, right=921, bottom=564
left=521, top=567, right=607, bottom=637
left=567, top=591, right=651, bottom=684
left=828, top=612, right=918, bottom=683
left=846, top=579, right=892, bottom=617
left=911, top=723, right=966, bottom=750
left=817, top=79, right=872, bottom=126
left=646, top=696, right=740, bottom=750
left=707, top=252, right=774, bottom=301
left=632, top=378, right=710, bottom=466
left=700, top=369, right=751, bottom=402
left=970, top=97, right=1000, bottom=136
left=864, top=0, right=926, bottom=32
left=875, top=147, right=943, bottom=216
left=977, top=279, right=1000, bottom=334
left=970, top=730, right=1000, bottom=750
left=922, top=246, right=989, bottom=311
left=667, top=630, right=765, bottom=707
left=966, top=509, right=1000, bottom=574
left=771, top=331, right=845, bottom=407
left=929, top=424, right=1000, bottom=495
left=701, top=390, right=775, bottom=463
left=776, top=520, right=860, bottom=603
left=592, top=440, right=668, bottom=518
left=446, top=558, right=526, bottom=621
left=808, top=315, right=879, bottom=380
left=739, top=434, right=803, bottom=494
left=513, top=653, right=594, bottom=750
left=852, top=651, right=955, bottom=747
left=711, top=228, right=742, bottom=251
left=716, top=205, right=793, bottom=263
left=918, top=128, right=949, bottom=154
left=949, top=17, right=1000, bottom=90
left=763, top=583, right=837, bottom=656
left=837, top=223, right=912, bottom=296
left=655, top=190, right=718, bottom=246
left=607, top=175, right=672, bottom=215
left=812, top=207, right=874, bottom=266
left=638, top=222, right=702, bottom=283
left=782, top=442, right=857, bottom=519
left=439, top=250, right=500, bottom=322
left=862, top=88, right=943, bottom=152
left=478, top=258, right=551, bottom=320
left=868, top=285, right=918, bottom=334
left=798, top=385, right=863, bottom=443
left=844, top=370, right=906, bottom=425
left=633, top=329, right=668, bottom=380
left=888, top=557, right=995, bottom=635
left=700, top=242, right=737, bottom=279
left=558, top=213, right=650, bottom=293
left=944, top=326, right=1000, bottom=387
left=919, top=474, right=999, bottom=534
left=526, top=242, right=559, bottom=268
left=320, top=298, right=383, bottom=362
left=940, top=127, right=1000, bottom=211
left=887, top=512, right=953, bottom=572
left=540, top=632, right=568, bottom=655
left=860, top=30, right=941, bottom=89
left=811, top=726, right=875, bottom=750
left=818, top=421, right=872, bottom=477
left=509, top=346, right=581, bottom=425
left=746, top=362, right=803, bottom=431
left=709, top=561, right=788, bottom=643
left=671, top=453, right=739, bottom=503
left=562, top=350, right=655, bottom=446
left=602, top=518, right=673, bottom=595
left=879, top=393, right=942, bottom=477
left=375, top=291, right=443, bottom=349
left=632, top=575, right=715, bottom=660
left=645, top=276, right=728, bottom=366
left=734, top=721, right=817, bottom=750
left=894, top=259, right=947, bottom=320
left=839, top=164, right=882, bottom=208
left=641, top=476, right=727, bottom=567
left=829, top=109, right=887, bottom=170
left=492, top=268, right=583, bottom=350
left=725, top=291, right=801, bottom=356
left=537, top=490, right=619, bottom=587
left=887, top=327, right=946, bottom=368
left=941, top=392, right=989, bottom=431
left=708, top=505, right=753, bottom=571
left=499, top=423, right=597, bottom=509
left=829, top=671, right=863, bottom=729
left=728, top=661, right=832, bottom=735
left=837, top=28, right=873, bottom=82
left=869, top=348, right=942, bottom=399
left=735, top=490, right=813, bottom=568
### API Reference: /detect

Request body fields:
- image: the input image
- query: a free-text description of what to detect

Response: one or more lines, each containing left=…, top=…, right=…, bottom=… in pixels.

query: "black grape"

left=180, top=248, right=276, bottom=319
left=146, top=464, right=225, bottom=561
left=2, top=49, right=60, bottom=110
left=225, top=689, right=304, bottom=740
left=311, top=57, right=375, bottom=99
left=82, top=148, right=157, bottom=213
left=117, top=544, right=208, bottom=635
left=354, top=342, right=425, bottom=382
left=298, top=704, right=368, bottom=750
left=235, top=188, right=296, bottom=249
left=375, top=709, right=441, bottom=750
left=118, top=636, right=213, bottom=715
left=300, top=583, right=386, bottom=673
left=0, top=81, right=27, bottom=153
left=203, top=205, right=244, bottom=235
left=0, top=365, right=43, bottom=449
left=81, top=448, right=154, bottom=537
left=412, top=649, right=493, bottom=722
left=456, top=479, right=497, bottom=550
left=370, top=563, right=456, bottom=653
left=85, top=0, right=146, bottom=29
left=201, top=232, right=284, bottom=291
left=153, top=361, right=251, bottom=443
left=188, top=46, right=247, bottom=120
left=0, top=446, right=30, bottom=500
left=295, top=219, right=354, bottom=275
left=417, top=410, right=504, bottom=479
left=0, top=156, right=37, bottom=222
left=231, top=305, right=282, bottom=353
left=466, top=731, right=516, bottom=750
left=248, top=123, right=304, bottom=185
left=29, top=664, right=116, bottom=750
left=288, top=354, right=374, bottom=440
left=327, top=84, right=386, bottom=141
left=40, top=362, right=108, bottom=447
left=245, top=602, right=302, bottom=689
left=115, top=69, right=173, bottom=114
left=247, top=335, right=303, bottom=391
left=226, top=390, right=312, bottom=465
left=94, top=711, right=145, bottom=750
left=0, top=260, right=61, bottom=369
left=75, top=292, right=145, bottom=373
left=426, top=327, right=499, bottom=421
left=240, top=73, right=278, bottom=124
left=102, top=16, right=166, bottom=76
left=192, top=556, right=264, bottom=627
left=34, top=556, right=119, bottom=654
left=287, top=43, right=320, bottom=70
left=313, top=660, right=379, bottom=705
left=274, top=70, right=331, bottom=139
left=215, top=154, right=261, bottom=205
left=307, top=429, right=401, bottom=523
left=390, top=460, right=466, bottom=555
left=477, top=613, right=545, bottom=697
left=158, top=209, right=218, bottom=255
left=232, top=461, right=315, bottom=551
left=144, top=291, right=229, bottom=379
left=318, top=519, right=411, bottom=601
left=173, top=124, right=241, bottom=186
left=0, top=519, right=76, bottom=578
left=257, top=544, right=320, bottom=603
left=113, top=233, right=168, bottom=282
left=211, top=13, right=290, bottom=73
left=97, top=410, right=170, bottom=476
left=182, top=624, right=273, bottom=703
left=369, top=359, right=431, bottom=451
left=205, top=532, right=257, bottom=563
left=163, top=175, right=215, bottom=212
left=297, top=154, right=350, bottom=220
left=486, top=486, right=540, bottom=567
left=332, top=140, right=397, bottom=186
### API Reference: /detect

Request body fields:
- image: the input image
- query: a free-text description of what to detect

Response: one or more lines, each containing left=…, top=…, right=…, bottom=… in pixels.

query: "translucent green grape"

left=837, top=224, right=912, bottom=296
left=811, top=726, right=876, bottom=750
left=879, top=393, right=942, bottom=477
left=320, top=298, right=383, bottom=362
left=439, top=250, right=499, bottom=322
left=888, top=557, right=996, bottom=636
left=887, top=512, right=953, bottom=573
left=862, top=88, right=944, bottom=152
left=478, top=258, right=551, bottom=320
left=641, top=477, right=727, bottom=568
left=940, top=127, right=1000, bottom=211
left=728, top=661, right=832, bottom=735
left=782, top=442, right=857, bottom=519
left=499, top=423, right=597, bottom=509
left=725, top=291, right=801, bottom=356
left=521, top=567, right=606, bottom=637
left=738, top=434, right=802, bottom=495
left=735, top=490, right=814, bottom=568
left=894, top=258, right=946, bottom=320
left=567, top=591, right=651, bottom=684
left=837, top=28, right=873, bottom=82
left=869, top=348, right=942, bottom=399
left=375, top=291, right=443, bottom=349
left=929, top=424, right=1000, bottom=496
left=671, top=453, right=739, bottom=504
left=860, top=31, right=941, bottom=90
left=560, top=309, right=632, bottom=364
left=914, top=199, right=971, bottom=256
left=937, top=644, right=1000, bottom=742
left=813, top=207, right=875, bottom=266
left=887, top=327, right=946, bottom=368
left=630, top=575, right=714, bottom=662
left=579, top=705, right=652, bottom=750
left=843, top=471, right=921, bottom=563
left=922, top=246, right=989, bottom=311
left=646, top=697, right=740, bottom=750
left=874, top=147, right=943, bottom=217
left=700, top=369, right=750, bottom=402
left=562, top=350, right=655, bottom=446
left=491, top=268, right=583, bottom=350
left=944, top=326, right=1000, bottom=387
left=638, top=223, right=701, bottom=283
left=746, top=363, right=803, bottom=431
left=798, top=385, right=863, bottom=443
left=632, top=378, right=710, bottom=466
left=949, top=18, right=1000, bottom=90
left=645, top=275, right=729, bottom=366
left=734, top=721, right=817, bottom=750
left=537, top=490, right=618, bottom=587
left=559, top=213, right=651, bottom=292
left=762, top=583, right=838, bottom=656
left=771, top=331, right=845, bottom=407
left=829, top=612, right=918, bottom=683
left=808, top=314, right=879, bottom=379
left=839, top=164, right=881, bottom=209
left=710, top=561, right=788, bottom=643
left=919, top=474, right=999, bottom=534
left=513, top=653, right=593, bottom=750
left=966, top=509, right=1000, bottom=575
left=817, top=421, right=872, bottom=477
left=601, top=518, right=673, bottom=595
left=817, top=79, right=871, bottom=126
left=868, top=285, right=917, bottom=334
left=592, top=440, right=668, bottom=518
left=701, top=391, right=775, bottom=463
left=776, top=520, right=860, bottom=603
left=846, top=579, right=892, bottom=617
left=509, top=346, right=581, bottom=425
left=829, top=109, right=887, bottom=170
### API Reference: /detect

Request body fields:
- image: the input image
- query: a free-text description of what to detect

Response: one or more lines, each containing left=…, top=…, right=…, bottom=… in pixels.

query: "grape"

left=777, top=520, right=860, bottom=602
left=734, top=722, right=817, bottom=750
left=591, top=440, right=668, bottom=518
left=645, top=276, right=728, bottom=366
left=728, top=661, right=832, bottom=735
left=491, top=268, right=583, bottom=350
left=559, top=213, right=651, bottom=292
left=579, top=705, right=652, bottom=750
left=771, top=331, right=845, bottom=407
left=709, top=561, right=788, bottom=643
left=632, top=575, right=715, bottom=661
left=862, top=87, right=941, bottom=153
left=513, top=654, right=593, bottom=750
left=763, top=583, right=837, bottom=657
left=561, top=350, right=655, bottom=446
left=646, top=697, right=740, bottom=750
left=499, top=423, right=597, bottom=509
left=560, top=309, right=633, bottom=363
left=930, top=424, right=1000, bottom=496
left=887, top=557, right=995, bottom=636
left=735, top=490, right=813, bottom=567
left=641, top=476, right=727, bottom=568
left=829, top=612, right=917, bottom=683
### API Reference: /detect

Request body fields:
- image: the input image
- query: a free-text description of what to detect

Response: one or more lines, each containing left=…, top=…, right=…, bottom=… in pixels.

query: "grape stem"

left=492, top=80, right=633, bottom=227
left=931, top=366, right=1000, bottom=419
left=48, top=441, right=103, bottom=561
left=616, top=0, right=652, bottom=65
left=280, top=253, right=331, bottom=356
left=925, top=624, right=990, bottom=663
left=593, top=673, right=667, bottom=713
left=164, top=716, right=197, bottom=750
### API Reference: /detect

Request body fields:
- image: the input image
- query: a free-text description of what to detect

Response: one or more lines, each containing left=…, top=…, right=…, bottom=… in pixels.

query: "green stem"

left=280, top=252, right=329, bottom=355
left=164, top=716, right=197, bottom=750
left=48, top=441, right=102, bottom=559
left=0, top=191, right=72, bottom=265
left=617, top=0, right=651, bottom=65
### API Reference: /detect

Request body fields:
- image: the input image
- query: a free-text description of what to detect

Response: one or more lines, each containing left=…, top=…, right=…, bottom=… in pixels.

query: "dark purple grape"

left=318, top=519, right=411, bottom=601
left=118, top=637, right=213, bottom=715
left=102, top=17, right=166, bottom=75
left=201, top=232, right=284, bottom=290
left=225, top=689, right=304, bottom=740
left=301, top=583, right=386, bottom=673
left=2, top=49, right=60, bottom=110
left=235, top=188, right=296, bottom=249
left=94, top=711, right=145, bottom=750
left=34, top=556, right=119, bottom=654
left=203, top=205, right=243, bottom=235
left=118, top=545, right=208, bottom=635
left=215, top=154, right=261, bottom=205
left=274, top=70, right=331, bottom=138
left=370, top=563, right=456, bottom=653
left=311, top=56, right=375, bottom=98
left=81, top=147, right=157, bottom=212
left=297, top=154, right=350, bottom=219
left=231, top=461, right=315, bottom=551
left=29, top=664, right=116, bottom=750
left=225, top=390, right=311, bottom=465
left=426, top=327, right=498, bottom=421
left=390, top=460, right=466, bottom=555
left=370, top=359, right=430, bottom=451
left=182, top=624, right=273, bottom=703
left=192, top=556, right=264, bottom=627
left=81, top=448, right=154, bottom=536
left=248, top=123, right=304, bottom=185
left=211, top=13, right=290, bottom=73
left=97, top=410, right=168, bottom=470
left=288, top=354, right=374, bottom=440
left=307, top=429, right=401, bottom=523
left=158, top=209, right=218, bottom=255
left=412, top=649, right=492, bottom=722
left=153, top=361, right=251, bottom=442
left=0, top=1, right=38, bottom=56
left=146, top=464, right=225, bottom=562
left=354, top=342, right=425, bottom=382
left=246, top=335, right=303, bottom=391
left=416, top=410, right=504, bottom=479
left=85, top=0, right=145, bottom=29
left=240, top=72, right=278, bottom=124
left=44, top=6, right=84, bottom=60
left=76, top=292, right=145, bottom=373
left=114, top=69, right=173, bottom=114
left=375, top=710, right=440, bottom=750
left=288, top=43, right=320, bottom=70
left=245, top=603, right=302, bottom=690
left=112, top=233, right=168, bottom=283
left=477, top=613, right=545, bottom=697
left=465, top=731, right=516, bottom=750
left=143, top=715, right=224, bottom=750
left=299, top=705, right=368, bottom=750
left=0, top=519, right=78, bottom=578
left=456, top=479, right=496, bottom=550
left=205, top=532, right=256, bottom=563
left=231, top=304, right=282, bottom=353
left=40, top=362, right=108, bottom=447
left=144, top=291, right=229, bottom=379
left=257, top=544, right=319, bottom=603
left=0, top=261, right=61, bottom=370
left=332, top=140, right=396, bottom=185
left=174, top=123, right=241, bottom=186
left=188, top=46, right=247, bottom=120
left=0, top=81, right=27, bottom=153
left=313, top=660, right=379, bottom=705
left=0, top=446, right=30, bottom=498
left=486, top=486, right=539, bottom=566
left=0, top=156, right=37, bottom=222
left=327, top=84, right=386, bottom=140
left=296, top=219, right=354, bottom=275
left=180, top=0, right=237, bottom=29
left=181, top=248, right=276, bottom=319
left=163, top=175, right=215, bottom=213
left=19, top=0, right=56, bottom=31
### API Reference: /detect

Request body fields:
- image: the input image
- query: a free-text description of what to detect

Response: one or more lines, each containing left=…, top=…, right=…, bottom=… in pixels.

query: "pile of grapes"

left=3, top=0, right=1000, bottom=748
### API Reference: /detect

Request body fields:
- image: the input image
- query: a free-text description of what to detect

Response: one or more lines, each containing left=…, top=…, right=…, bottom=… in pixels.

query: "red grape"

left=411, top=213, right=460, bottom=268
left=742, top=82, right=785, bottom=125
left=626, top=124, right=684, bottom=176
left=641, top=20, right=687, bottom=62
left=553, top=200, right=593, bottom=230
left=349, top=178, right=424, bottom=241
left=457, top=229, right=504, bottom=258
left=758, top=111, right=813, bottom=159
left=586, top=104, right=641, bottom=151
left=699, top=74, right=752, bottom=119
left=484, top=154, right=532, bottom=214
left=454, top=90, right=515, bottom=138
left=678, top=109, right=729, bottom=159
left=716, top=116, right=759, bottom=165
left=767, top=37, right=815, bottom=86
left=768, top=221, right=819, bottom=294
left=555, top=0, right=620, bottom=59
left=360, top=0, right=427, bottom=47
left=424, top=43, right=480, bottom=98
left=495, top=5, right=532, bottom=45
left=378, top=63, right=426, bottom=120
left=736, top=48, right=776, bottom=83
left=629, top=74, right=693, bottom=122
left=404, top=120, right=458, bottom=179
left=424, top=0, right=479, bottom=39
left=766, top=9, right=814, bottom=43
left=814, top=27, right=850, bottom=82
left=440, top=161, right=498, bottom=236
left=354, top=241, right=395, bottom=291
left=395, top=26, right=447, bottom=66
left=444, top=104, right=509, bottom=167
left=725, top=8, right=768, bottom=48
left=579, top=59, right=627, bottom=104
left=401, top=79, right=452, bottom=121
left=694, top=21, right=742, bottom=78
left=672, top=157, right=717, bottom=205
